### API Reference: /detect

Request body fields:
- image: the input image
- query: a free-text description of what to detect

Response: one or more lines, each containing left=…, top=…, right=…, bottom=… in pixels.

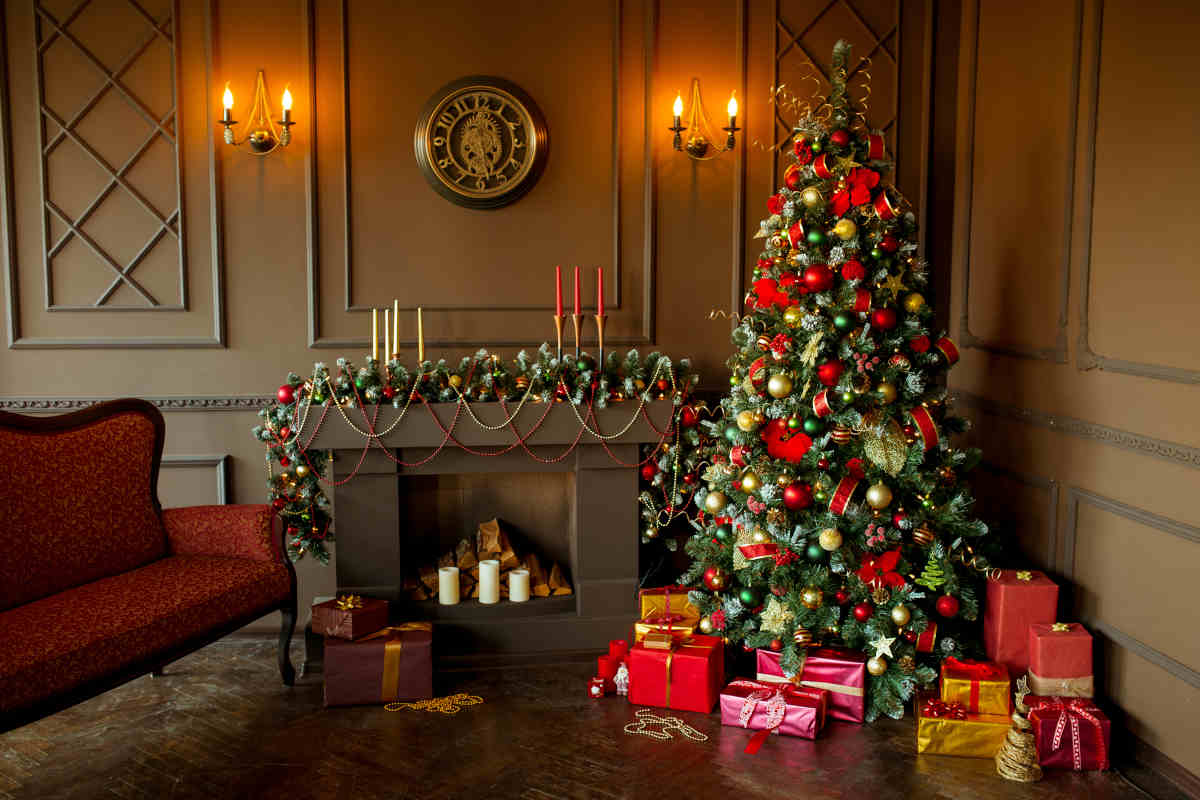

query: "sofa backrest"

left=0, top=399, right=168, bottom=611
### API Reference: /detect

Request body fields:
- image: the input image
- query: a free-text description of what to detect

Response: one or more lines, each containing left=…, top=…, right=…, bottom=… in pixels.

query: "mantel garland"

left=254, top=344, right=702, bottom=562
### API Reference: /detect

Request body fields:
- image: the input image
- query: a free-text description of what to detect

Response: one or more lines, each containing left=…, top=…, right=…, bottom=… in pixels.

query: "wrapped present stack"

left=916, top=657, right=1012, bottom=757
left=406, top=518, right=572, bottom=602
left=628, top=632, right=724, bottom=713
left=984, top=569, right=1059, bottom=675
left=312, top=594, right=434, bottom=708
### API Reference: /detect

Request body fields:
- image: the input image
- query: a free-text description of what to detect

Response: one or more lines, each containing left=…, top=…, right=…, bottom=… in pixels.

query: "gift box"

left=916, top=695, right=1010, bottom=757
left=633, top=585, right=700, bottom=643
left=324, top=622, right=432, bottom=707
left=983, top=570, right=1058, bottom=675
left=1026, top=696, right=1110, bottom=770
left=628, top=634, right=723, bottom=713
left=1028, top=623, right=1094, bottom=698
left=312, top=594, right=389, bottom=640
left=756, top=646, right=867, bottom=723
left=940, top=657, right=1011, bottom=715
left=720, top=680, right=829, bottom=746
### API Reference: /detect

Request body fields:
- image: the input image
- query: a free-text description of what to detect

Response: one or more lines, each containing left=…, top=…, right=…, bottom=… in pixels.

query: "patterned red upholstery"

left=163, top=505, right=282, bottom=563
left=0, top=555, right=292, bottom=713
left=0, top=409, right=166, bottom=611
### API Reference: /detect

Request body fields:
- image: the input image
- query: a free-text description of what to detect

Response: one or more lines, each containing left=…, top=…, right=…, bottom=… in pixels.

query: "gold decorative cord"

left=623, top=708, right=708, bottom=741
left=385, top=693, right=484, bottom=715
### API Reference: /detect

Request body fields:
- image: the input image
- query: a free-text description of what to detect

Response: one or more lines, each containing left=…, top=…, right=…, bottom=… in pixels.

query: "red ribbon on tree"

left=812, top=389, right=833, bottom=418
left=853, top=287, right=872, bottom=312
left=1028, top=698, right=1110, bottom=770
left=935, top=336, right=960, bottom=365
left=921, top=698, right=967, bottom=720
left=813, top=153, right=836, bottom=179
left=908, top=406, right=939, bottom=451
left=831, top=168, right=880, bottom=216
left=865, top=132, right=885, bottom=160
left=828, top=476, right=859, bottom=516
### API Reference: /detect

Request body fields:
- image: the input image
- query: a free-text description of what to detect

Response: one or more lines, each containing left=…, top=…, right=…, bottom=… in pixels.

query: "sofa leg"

left=279, top=603, right=297, bottom=686
left=151, top=668, right=165, bottom=677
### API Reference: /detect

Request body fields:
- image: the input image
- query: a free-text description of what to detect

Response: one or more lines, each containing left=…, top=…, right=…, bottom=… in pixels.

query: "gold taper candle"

left=372, top=308, right=378, bottom=361
left=383, top=309, right=390, bottom=363
left=417, top=306, right=425, bottom=363
left=392, top=299, right=398, bottom=356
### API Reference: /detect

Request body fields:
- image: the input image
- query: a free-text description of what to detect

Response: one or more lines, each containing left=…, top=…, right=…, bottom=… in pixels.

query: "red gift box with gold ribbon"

left=628, top=634, right=723, bottom=713
left=312, top=594, right=389, bottom=640
left=324, top=622, right=433, bottom=707
left=1026, top=696, right=1110, bottom=770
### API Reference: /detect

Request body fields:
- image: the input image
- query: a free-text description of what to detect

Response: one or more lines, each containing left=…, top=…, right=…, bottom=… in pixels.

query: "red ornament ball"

left=784, top=163, right=804, bottom=191
left=817, top=457, right=830, bottom=469
left=682, top=472, right=698, bottom=486
left=892, top=510, right=911, bottom=530
left=656, top=378, right=670, bottom=392
left=817, top=361, right=845, bottom=387
left=834, top=588, right=851, bottom=605
left=902, top=424, right=916, bottom=437
left=879, top=234, right=900, bottom=253
left=852, top=601, right=875, bottom=622
left=910, top=335, right=931, bottom=353
left=278, top=456, right=290, bottom=467
left=803, top=264, right=835, bottom=293
left=383, top=385, right=397, bottom=400
left=277, top=384, right=295, bottom=405
left=680, top=406, right=699, bottom=427
left=841, top=259, right=867, bottom=281
left=703, top=566, right=728, bottom=591
left=286, top=526, right=299, bottom=537
left=829, top=128, right=851, bottom=147
left=783, top=482, right=814, bottom=510
left=271, top=497, right=286, bottom=510
left=730, top=445, right=750, bottom=467
left=769, top=638, right=784, bottom=652
left=278, top=426, right=291, bottom=440
left=639, top=463, right=659, bottom=481
left=871, top=307, right=898, bottom=330
left=902, top=629, right=918, bottom=643
left=936, top=594, right=960, bottom=618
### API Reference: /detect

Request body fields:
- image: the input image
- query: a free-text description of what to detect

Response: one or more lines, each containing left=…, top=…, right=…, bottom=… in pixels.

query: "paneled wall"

left=947, top=0, right=1200, bottom=784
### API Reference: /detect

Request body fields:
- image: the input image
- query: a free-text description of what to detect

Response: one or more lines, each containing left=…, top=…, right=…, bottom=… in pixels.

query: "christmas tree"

left=682, top=41, right=997, bottom=721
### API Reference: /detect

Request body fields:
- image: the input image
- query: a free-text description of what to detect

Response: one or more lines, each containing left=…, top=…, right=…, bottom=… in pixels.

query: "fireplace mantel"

left=304, top=399, right=675, bottom=656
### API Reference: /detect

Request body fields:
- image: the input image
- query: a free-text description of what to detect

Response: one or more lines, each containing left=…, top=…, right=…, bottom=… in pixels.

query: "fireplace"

left=305, top=400, right=673, bottom=658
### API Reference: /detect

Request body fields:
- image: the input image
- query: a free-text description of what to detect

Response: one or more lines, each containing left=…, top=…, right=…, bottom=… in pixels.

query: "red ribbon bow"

left=1028, top=698, right=1109, bottom=770
left=942, top=657, right=1006, bottom=681
left=831, top=167, right=880, bottom=216
left=728, top=680, right=821, bottom=754
left=921, top=698, right=967, bottom=720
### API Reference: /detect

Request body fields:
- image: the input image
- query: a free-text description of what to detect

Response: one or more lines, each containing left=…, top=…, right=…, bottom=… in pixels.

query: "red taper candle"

left=555, top=265, right=563, bottom=317
left=573, top=265, right=581, bottom=316
left=597, top=266, right=604, bottom=316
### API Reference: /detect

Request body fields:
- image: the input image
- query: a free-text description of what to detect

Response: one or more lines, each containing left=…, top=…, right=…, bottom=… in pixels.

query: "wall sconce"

left=219, top=71, right=294, bottom=155
left=668, top=78, right=738, bottom=160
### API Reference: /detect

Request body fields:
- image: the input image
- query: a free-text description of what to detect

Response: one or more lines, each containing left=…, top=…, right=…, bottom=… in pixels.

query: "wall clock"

left=413, top=76, right=549, bottom=210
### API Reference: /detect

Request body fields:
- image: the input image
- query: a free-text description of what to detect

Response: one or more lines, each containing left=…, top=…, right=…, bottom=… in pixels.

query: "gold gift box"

left=634, top=618, right=698, bottom=643
left=634, top=586, right=700, bottom=644
left=940, top=660, right=1011, bottom=716
left=915, top=697, right=1010, bottom=758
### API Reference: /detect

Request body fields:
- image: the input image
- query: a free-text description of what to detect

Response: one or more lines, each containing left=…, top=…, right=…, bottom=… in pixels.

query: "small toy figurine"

left=589, top=677, right=606, bottom=699
left=614, top=662, right=630, bottom=696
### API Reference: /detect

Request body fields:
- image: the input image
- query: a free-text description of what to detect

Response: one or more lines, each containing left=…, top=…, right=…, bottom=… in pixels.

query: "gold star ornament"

left=879, top=270, right=907, bottom=300
left=869, top=634, right=896, bottom=659
left=759, top=596, right=795, bottom=635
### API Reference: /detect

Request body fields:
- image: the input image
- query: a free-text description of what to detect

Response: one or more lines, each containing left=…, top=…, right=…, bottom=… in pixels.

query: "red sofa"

left=0, top=399, right=297, bottom=731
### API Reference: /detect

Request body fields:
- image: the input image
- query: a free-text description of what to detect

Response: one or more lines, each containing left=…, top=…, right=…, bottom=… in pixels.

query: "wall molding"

left=1061, top=486, right=1200, bottom=691
left=1075, top=2, right=1200, bottom=385
left=0, top=396, right=270, bottom=412
left=954, top=390, right=1200, bottom=470
left=305, top=0, right=656, bottom=349
left=951, top=0, right=1078, bottom=363
left=977, top=459, right=1059, bottom=570
left=162, top=454, right=231, bottom=504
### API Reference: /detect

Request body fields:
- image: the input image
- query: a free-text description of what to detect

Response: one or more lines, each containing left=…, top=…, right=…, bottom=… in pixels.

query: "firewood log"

left=419, top=565, right=439, bottom=593
left=455, top=538, right=478, bottom=571
left=525, top=552, right=550, bottom=597
left=548, top=562, right=573, bottom=595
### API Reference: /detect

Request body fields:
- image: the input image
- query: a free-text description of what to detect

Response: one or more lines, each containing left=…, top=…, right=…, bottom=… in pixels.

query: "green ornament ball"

left=841, top=391, right=855, bottom=404
left=354, top=376, right=367, bottom=389
left=739, top=587, right=762, bottom=607
left=806, top=543, right=825, bottom=561
left=811, top=140, right=823, bottom=154
left=806, top=230, right=826, bottom=245
left=922, top=497, right=934, bottom=509
left=714, top=524, right=732, bottom=542
left=802, top=417, right=822, bottom=435
left=576, top=358, right=590, bottom=371
left=814, top=490, right=828, bottom=502
left=724, top=425, right=740, bottom=442
left=833, top=313, right=852, bottom=330
left=870, top=247, right=883, bottom=260
left=730, top=375, right=740, bottom=387
left=787, top=416, right=801, bottom=431
left=311, top=390, right=327, bottom=404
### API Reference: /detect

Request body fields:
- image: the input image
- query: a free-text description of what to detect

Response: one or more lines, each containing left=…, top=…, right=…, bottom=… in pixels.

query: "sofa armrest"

left=162, top=505, right=284, bottom=564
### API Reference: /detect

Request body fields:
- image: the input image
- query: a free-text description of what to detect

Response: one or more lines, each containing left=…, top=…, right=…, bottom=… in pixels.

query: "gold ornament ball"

left=751, top=527, right=771, bottom=544
left=782, top=305, right=804, bottom=326
left=736, top=410, right=760, bottom=432
left=644, top=526, right=659, bottom=540
left=756, top=334, right=772, bottom=352
left=903, top=292, right=926, bottom=313
left=800, top=187, right=823, bottom=208
left=852, top=374, right=872, bottom=395
left=867, top=656, right=889, bottom=676
left=801, top=585, right=824, bottom=610
left=818, top=528, right=843, bottom=551
left=704, top=491, right=729, bottom=514
left=741, top=471, right=763, bottom=493
left=752, top=410, right=767, bottom=425
left=698, top=616, right=715, bottom=635
left=294, top=464, right=310, bottom=478
left=865, top=482, right=894, bottom=509
left=830, top=424, right=854, bottom=445
left=776, top=473, right=793, bottom=488
left=767, top=373, right=794, bottom=399
left=833, top=218, right=857, bottom=241
left=891, top=604, right=912, bottom=626
left=912, top=524, right=936, bottom=547
left=448, top=374, right=463, bottom=389
left=876, top=380, right=898, bottom=405
left=793, top=626, right=814, bottom=647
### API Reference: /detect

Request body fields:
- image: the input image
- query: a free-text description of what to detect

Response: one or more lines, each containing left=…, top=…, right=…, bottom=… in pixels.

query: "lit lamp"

left=669, top=79, right=738, bottom=160
left=219, top=71, right=295, bottom=155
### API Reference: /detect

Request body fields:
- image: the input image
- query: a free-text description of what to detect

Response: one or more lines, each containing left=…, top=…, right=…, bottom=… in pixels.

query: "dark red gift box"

left=324, top=622, right=433, bottom=707
left=1026, top=696, right=1110, bottom=771
left=312, top=595, right=389, bottom=640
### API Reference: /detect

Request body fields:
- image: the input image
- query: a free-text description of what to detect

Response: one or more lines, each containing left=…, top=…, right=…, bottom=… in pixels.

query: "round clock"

left=413, top=76, right=549, bottom=210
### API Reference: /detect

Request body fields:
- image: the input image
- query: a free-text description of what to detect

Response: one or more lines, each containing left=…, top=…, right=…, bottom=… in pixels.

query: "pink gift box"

left=756, top=646, right=867, bottom=723
left=720, top=680, right=829, bottom=743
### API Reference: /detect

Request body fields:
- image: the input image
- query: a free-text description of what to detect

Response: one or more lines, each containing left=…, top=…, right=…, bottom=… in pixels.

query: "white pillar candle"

left=509, top=568, right=530, bottom=602
left=479, top=559, right=500, bottom=604
left=438, top=566, right=460, bottom=605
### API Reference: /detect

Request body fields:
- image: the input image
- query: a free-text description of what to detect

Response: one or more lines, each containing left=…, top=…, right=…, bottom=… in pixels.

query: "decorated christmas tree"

left=681, top=41, right=998, bottom=721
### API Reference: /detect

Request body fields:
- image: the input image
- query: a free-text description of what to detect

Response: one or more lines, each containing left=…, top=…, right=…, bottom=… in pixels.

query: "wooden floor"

left=0, top=638, right=1186, bottom=800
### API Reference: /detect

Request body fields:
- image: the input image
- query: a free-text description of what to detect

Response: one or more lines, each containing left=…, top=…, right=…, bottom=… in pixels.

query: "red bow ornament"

left=856, top=548, right=906, bottom=589
left=831, top=168, right=881, bottom=217
left=768, top=334, right=794, bottom=360
left=921, top=698, right=967, bottom=720
left=750, top=278, right=790, bottom=310
left=793, top=138, right=813, bottom=165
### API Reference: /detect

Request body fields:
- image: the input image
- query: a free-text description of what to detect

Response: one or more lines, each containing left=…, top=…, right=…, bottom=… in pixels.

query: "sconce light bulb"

left=282, top=86, right=293, bottom=111
left=673, top=94, right=683, bottom=117
left=223, top=85, right=233, bottom=110
left=727, top=93, right=738, bottom=117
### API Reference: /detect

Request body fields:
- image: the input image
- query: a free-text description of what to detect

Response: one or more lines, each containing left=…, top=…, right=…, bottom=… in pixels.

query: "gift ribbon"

left=1016, top=570, right=1033, bottom=581
left=829, top=476, right=860, bottom=516
left=759, top=649, right=865, bottom=698
left=812, top=389, right=833, bottom=418
left=1051, top=622, right=1072, bottom=632
left=360, top=622, right=432, bottom=702
left=866, top=132, right=885, bottom=160
left=335, top=594, right=364, bottom=610
left=1027, top=671, right=1095, bottom=698
left=728, top=680, right=790, bottom=753
left=922, top=698, right=967, bottom=720
left=658, top=638, right=710, bottom=709
left=1028, top=698, right=1108, bottom=770
left=942, top=657, right=1005, bottom=713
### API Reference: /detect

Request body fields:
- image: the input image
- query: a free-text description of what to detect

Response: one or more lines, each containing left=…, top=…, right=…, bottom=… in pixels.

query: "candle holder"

left=571, top=313, right=584, bottom=359
left=219, top=71, right=294, bottom=156
left=553, top=314, right=565, bottom=362
left=594, top=314, right=607, bottom=368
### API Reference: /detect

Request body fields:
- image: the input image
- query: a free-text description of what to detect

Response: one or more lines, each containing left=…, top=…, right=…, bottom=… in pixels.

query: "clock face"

left=414, top=77, right=549, bottom=209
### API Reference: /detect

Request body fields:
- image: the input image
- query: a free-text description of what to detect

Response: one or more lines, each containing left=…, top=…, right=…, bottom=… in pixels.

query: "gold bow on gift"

left=361, top=622, right=433, bottom=702
left=1051, top=622, right=1071, bottom=632
left=1016, top=571, right=1033, bottom=581
left=335, top=594, right=365, bottom=610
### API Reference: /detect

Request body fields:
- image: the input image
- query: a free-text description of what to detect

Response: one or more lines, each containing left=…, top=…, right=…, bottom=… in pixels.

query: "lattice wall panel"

left=34, top=0, right=183, bottom=309
left=773, top=0, right=899, bottom=184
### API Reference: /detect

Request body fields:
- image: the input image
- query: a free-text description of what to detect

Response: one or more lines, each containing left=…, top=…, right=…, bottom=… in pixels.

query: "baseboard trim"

left=1128, top=735, right=1200, bottom=800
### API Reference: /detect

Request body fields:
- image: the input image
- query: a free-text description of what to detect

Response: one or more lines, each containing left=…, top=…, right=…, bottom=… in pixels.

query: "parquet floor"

left=0, top=638, right=1185, bottom=799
